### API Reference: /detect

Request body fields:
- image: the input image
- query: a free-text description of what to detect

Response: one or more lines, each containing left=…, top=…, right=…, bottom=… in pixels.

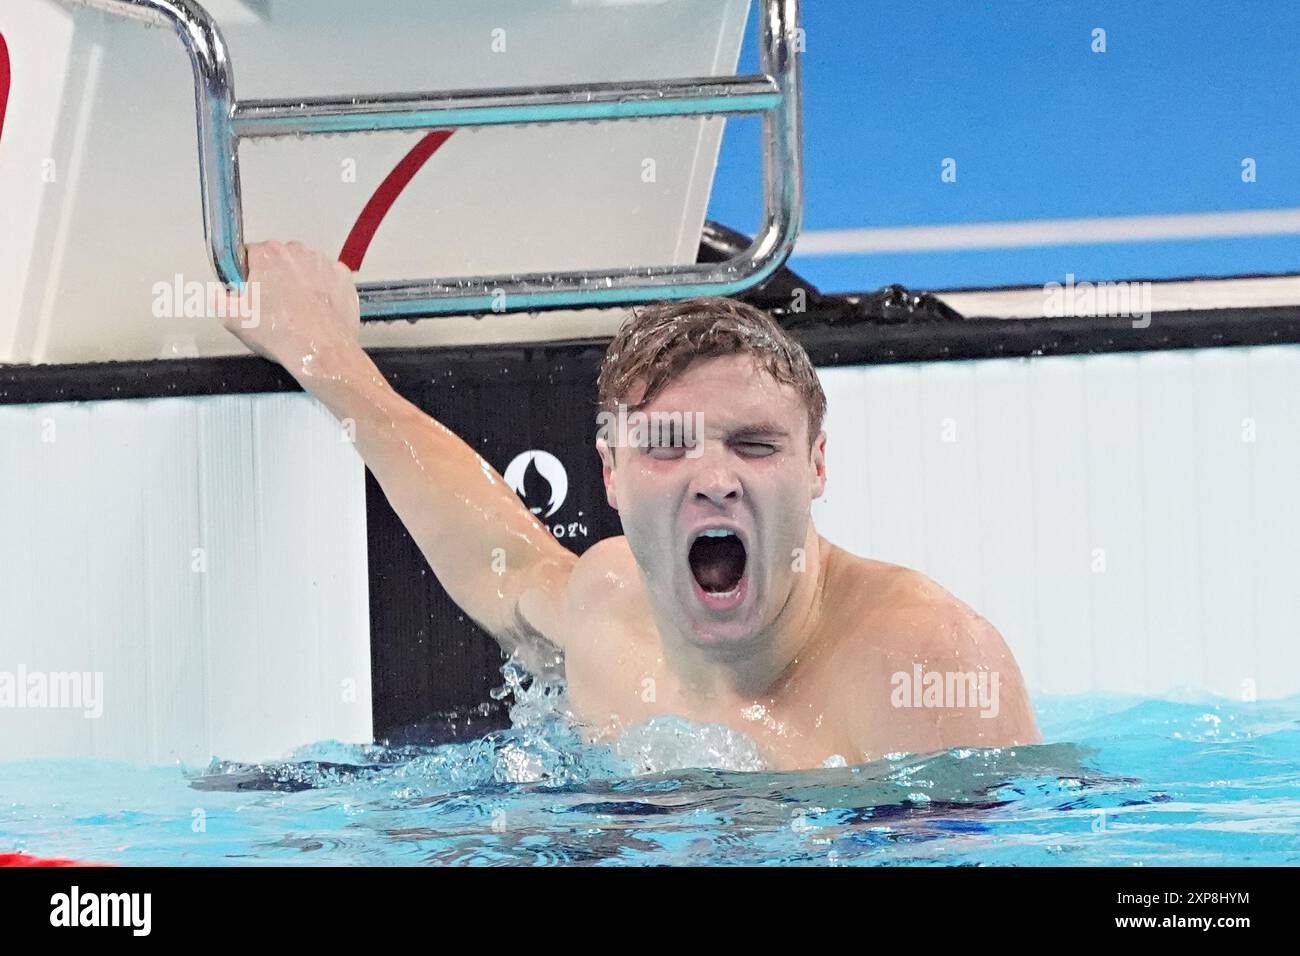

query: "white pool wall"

left=814, top=343, right=1300, bottom=703
left=0, top=392, right=372, bottom=764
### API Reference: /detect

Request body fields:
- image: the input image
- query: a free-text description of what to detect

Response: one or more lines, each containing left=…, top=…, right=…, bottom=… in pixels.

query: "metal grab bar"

left=76, top=0, right=803, bottom=318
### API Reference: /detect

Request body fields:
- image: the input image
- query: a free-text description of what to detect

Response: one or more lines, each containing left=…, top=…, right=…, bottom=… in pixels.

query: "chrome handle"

left=77, top=0, right=803, bottom=318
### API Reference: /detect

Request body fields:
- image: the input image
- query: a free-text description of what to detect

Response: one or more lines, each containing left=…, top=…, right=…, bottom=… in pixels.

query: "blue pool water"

left=2, top=664, right=1298, bottom=866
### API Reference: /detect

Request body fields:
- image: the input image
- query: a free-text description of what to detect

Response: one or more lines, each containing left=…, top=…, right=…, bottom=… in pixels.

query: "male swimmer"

left=222, top=241, right=1041, bottom=771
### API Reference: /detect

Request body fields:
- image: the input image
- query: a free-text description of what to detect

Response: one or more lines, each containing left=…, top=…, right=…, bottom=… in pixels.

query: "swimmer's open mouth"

left=688, top=529, right=747, bottom=594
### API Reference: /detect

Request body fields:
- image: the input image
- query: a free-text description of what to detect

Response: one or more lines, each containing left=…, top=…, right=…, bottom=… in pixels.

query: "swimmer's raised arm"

left=221, top=241, right=576, bottom=664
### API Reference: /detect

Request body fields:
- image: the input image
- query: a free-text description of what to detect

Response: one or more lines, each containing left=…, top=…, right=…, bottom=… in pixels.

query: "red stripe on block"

left=0, top=33, right=11, bottom=150
left=339, top=129, right=454, bottom=271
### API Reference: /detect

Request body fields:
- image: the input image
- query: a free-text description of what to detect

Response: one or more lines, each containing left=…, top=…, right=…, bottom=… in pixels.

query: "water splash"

left=3, top=680, right=1299, bottom=865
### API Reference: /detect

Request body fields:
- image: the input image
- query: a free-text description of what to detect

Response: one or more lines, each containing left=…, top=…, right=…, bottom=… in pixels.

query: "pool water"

left=2, top=662, right=1298, bottom=866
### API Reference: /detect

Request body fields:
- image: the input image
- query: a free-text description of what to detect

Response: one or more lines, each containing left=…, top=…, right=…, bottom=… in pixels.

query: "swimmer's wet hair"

left=597, top=296, right=826, bottom=448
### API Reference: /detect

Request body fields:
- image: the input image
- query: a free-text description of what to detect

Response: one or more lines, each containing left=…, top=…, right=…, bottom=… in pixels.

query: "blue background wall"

left=707, top=0, right=1300, bottom=292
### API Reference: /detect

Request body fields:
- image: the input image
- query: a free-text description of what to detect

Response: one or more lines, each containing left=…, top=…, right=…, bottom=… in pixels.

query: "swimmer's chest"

left=560, top=610, right=858, bottom=767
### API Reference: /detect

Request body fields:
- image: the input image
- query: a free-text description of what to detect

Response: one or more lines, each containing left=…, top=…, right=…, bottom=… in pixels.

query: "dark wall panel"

left=365, top=344, right=622, bottom=743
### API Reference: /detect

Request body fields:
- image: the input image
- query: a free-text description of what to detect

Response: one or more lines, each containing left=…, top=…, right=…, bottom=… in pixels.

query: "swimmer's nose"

left=687, top=453, right=743, bottom=506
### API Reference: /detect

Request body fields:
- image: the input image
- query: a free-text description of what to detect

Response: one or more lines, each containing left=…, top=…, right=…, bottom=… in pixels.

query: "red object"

left=0, top=33, right=11, bottom=150
left=0, top=852, right=107, bottom=867
left=339, top=129, right=454, bottom=270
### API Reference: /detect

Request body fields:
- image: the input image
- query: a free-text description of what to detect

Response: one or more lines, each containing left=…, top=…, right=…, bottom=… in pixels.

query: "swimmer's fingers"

left=218, top=240, right=361, bottom=364
left=243, top=239, right=289, bottom=278
left=217, top=283, right=272, bottom=360
left=321, top=255, right=362, bottom=334
left=243, top=239, right=321, bottom=275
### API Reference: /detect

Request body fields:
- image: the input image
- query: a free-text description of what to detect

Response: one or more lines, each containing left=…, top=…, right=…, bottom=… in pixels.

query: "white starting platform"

left=0, top=0, right=763, bottom=363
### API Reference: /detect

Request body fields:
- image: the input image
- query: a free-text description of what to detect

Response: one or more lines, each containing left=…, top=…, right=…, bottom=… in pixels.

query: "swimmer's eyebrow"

left=728, top=424, right=790, bottom=441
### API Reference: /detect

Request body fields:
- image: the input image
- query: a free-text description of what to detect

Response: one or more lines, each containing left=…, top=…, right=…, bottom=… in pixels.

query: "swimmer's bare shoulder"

left=820, top=551, right=1042, bottom=760
left=557, top=536, right=648, bottom=650
left=545, top=535, right=665, bottom=724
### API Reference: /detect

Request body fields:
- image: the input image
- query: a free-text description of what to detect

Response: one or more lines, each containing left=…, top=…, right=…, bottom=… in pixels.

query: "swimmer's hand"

left=221, top=240, right=361, bottom=380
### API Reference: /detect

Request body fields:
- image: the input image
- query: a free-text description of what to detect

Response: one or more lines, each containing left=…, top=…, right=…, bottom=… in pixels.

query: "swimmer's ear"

left=809, top=430, right=827, bottom=500
left=595, top=434, right=619, bottom=511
